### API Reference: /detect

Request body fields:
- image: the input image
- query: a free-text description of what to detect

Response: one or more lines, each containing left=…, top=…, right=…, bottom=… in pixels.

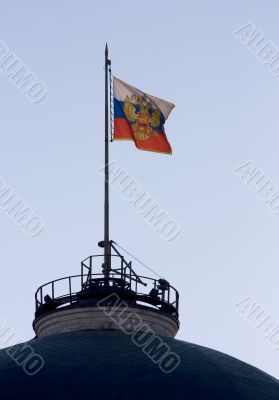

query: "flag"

left=113, top=77, right=174, bottom=154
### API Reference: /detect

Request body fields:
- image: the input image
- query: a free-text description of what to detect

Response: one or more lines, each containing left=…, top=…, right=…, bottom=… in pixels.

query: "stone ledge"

left=33, top=305, right=179, bottom=338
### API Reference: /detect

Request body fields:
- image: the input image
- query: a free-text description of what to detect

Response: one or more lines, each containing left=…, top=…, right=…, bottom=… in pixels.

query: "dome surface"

left=0, top=330, right=278, bottom=400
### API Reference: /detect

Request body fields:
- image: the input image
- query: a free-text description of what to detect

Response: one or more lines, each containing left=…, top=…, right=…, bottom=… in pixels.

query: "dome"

left=0, top=330, right=278, bottom=400
left=1, top=246, right=277, bottom=399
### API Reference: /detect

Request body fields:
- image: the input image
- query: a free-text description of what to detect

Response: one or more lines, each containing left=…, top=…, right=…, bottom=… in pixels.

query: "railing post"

left=69, top=277, right=72, bottom=304
left=121, top=256, right=124, bottom=277
left=90, top=256, right=92, bottom=277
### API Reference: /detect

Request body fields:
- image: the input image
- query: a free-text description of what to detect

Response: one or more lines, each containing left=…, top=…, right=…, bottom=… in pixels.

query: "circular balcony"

left=34, top=254, right=179, bottom=323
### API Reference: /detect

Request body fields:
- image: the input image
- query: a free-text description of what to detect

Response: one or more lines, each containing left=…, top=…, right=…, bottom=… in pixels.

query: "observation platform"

left=33, top=242, right=179, bottom=338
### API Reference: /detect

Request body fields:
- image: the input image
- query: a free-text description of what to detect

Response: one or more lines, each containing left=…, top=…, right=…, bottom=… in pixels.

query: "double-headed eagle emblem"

left=123, top=95, right=162, bottom=141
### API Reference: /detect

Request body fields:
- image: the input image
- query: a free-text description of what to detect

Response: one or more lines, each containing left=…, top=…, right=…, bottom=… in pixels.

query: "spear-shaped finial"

left=105, top=43, right=111, bottom=66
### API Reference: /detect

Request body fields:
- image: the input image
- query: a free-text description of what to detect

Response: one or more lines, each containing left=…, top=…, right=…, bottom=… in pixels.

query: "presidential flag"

left=113, top=77, right=174, bottom=154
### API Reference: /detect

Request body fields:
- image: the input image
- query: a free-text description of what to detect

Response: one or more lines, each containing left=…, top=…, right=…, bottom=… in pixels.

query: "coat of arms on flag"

left=113, top=77, right=175, bottom=154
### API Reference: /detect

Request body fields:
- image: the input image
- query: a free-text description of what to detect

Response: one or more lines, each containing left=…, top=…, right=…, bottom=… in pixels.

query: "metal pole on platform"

left=104, top=43, right=111, bottom=281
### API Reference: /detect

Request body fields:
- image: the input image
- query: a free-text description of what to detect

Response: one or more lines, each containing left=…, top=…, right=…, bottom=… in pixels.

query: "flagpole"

left=104, top=43, right=111, bottom=281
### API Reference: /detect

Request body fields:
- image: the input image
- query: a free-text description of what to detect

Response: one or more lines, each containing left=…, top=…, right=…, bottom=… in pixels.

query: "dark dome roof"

left=0, top=330, right=278, bottom=400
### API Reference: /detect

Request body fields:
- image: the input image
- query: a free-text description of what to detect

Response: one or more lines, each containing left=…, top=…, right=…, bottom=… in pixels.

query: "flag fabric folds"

left=113, top=77, right=174, bottom=154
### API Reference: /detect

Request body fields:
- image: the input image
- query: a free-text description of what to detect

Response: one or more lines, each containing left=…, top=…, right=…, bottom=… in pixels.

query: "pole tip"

left=105, top=43, right=108, bottom=56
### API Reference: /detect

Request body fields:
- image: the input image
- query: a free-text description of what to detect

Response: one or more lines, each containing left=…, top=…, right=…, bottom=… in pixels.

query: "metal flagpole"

left=104, top=43, right=111, bottom=281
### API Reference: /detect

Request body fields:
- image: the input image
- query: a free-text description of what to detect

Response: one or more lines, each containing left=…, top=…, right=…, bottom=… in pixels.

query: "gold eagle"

left=123, top=95, right=161, bottom=140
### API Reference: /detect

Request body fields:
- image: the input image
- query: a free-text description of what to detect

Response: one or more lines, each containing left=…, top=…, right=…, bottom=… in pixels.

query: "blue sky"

left=0, top=0, right=279, bottom=379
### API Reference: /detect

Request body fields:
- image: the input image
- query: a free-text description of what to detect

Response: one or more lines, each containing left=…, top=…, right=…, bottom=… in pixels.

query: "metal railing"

left=35, top=254, right=179, bottom=320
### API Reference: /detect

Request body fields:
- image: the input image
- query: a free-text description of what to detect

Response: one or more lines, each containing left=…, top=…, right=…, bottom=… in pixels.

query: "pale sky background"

left=0, top=0, right=279, bottom=379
